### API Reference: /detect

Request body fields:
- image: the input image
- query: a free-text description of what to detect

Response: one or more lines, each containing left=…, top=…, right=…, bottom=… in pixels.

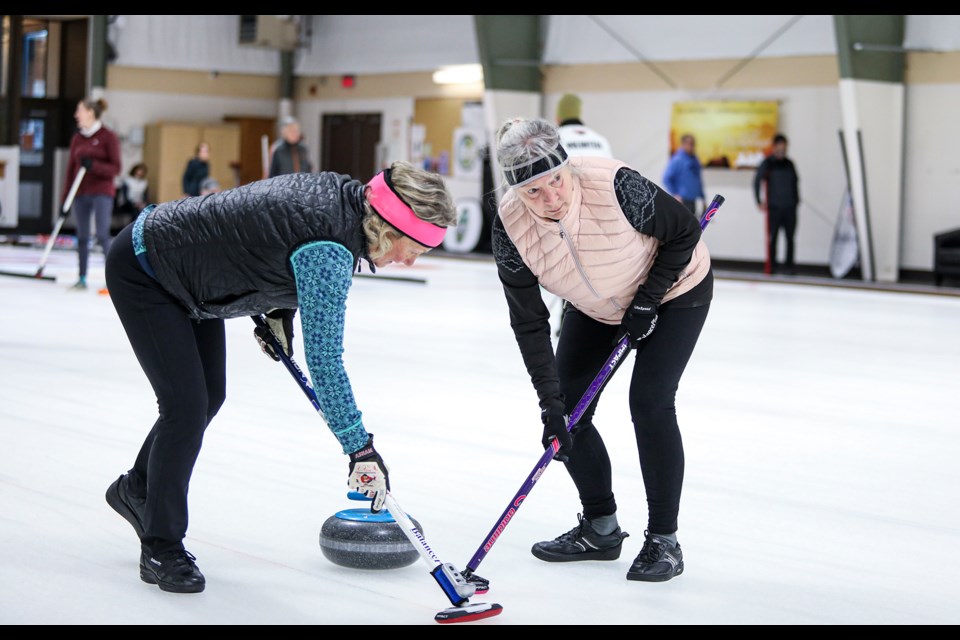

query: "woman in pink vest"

left=492, top=117, right=712, bottom=583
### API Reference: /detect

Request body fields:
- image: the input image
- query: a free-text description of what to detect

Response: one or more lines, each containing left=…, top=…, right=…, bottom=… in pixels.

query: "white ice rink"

left=1, top=248, right=959, bottom=625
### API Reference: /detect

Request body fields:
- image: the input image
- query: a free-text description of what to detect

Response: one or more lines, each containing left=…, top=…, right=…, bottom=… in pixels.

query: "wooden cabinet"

left=143, top=122, right=241, bottom=204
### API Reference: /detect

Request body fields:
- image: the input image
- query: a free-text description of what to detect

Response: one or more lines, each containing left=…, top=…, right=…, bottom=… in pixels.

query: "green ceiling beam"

left=834, top=15, right=906, bottom=83
left=474, top=15, right=543, bottom=92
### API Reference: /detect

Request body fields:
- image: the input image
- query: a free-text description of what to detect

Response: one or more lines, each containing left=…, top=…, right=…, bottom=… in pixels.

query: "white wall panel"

left=294, top=15, right=478, bottom=76
left=905, top=15, right=960, bottom=52
left=113, top=15, right=280, bottom=75
left=543, top=15, right=837, bottom=66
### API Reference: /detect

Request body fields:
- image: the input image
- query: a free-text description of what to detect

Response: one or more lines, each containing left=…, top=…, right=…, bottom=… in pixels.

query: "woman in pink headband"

left=102, top=160, right=455, bottom=593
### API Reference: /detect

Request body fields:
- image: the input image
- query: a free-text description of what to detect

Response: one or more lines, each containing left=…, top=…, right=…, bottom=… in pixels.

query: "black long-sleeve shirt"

left=754, top=156, right=799, bottom=208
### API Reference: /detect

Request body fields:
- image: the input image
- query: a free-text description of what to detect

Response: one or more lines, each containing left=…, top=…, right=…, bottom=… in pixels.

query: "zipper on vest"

left=557, top=220, right=603, bottom=300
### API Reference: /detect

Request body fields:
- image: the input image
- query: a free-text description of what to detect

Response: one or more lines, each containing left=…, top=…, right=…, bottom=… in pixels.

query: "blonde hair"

left=363, top=161, right=456, bottom=258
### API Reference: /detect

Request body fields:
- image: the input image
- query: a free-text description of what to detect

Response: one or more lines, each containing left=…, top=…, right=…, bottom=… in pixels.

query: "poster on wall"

left=442, top=198, right=483, bottom=254
left=452, top=128, right=482, bottom=179
left=0, top=146, right=21, bottom=228
left=670, top=101, right=779, bottom=169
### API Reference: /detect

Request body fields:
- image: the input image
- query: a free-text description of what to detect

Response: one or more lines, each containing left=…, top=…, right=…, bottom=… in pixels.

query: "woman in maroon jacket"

left=63, top=97, right=121, bottom=289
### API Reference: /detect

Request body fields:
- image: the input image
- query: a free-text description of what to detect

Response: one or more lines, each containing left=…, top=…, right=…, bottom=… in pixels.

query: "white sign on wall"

left=452, top=128, right=482, bottom=179
left=442, top=198, right=483, bottom=254
left=0, top=146, right=21, bottom=229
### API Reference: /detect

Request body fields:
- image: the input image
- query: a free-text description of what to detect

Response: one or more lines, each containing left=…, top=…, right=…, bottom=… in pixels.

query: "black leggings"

left=768, top=205, right=797, bottom=268
left=105, top=224, right=226, bottom=554
left=556, top=302, right=709, bottom=534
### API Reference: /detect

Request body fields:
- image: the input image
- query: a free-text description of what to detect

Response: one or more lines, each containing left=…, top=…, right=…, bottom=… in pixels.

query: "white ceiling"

left=542, top=15, right=838, bottom=65
left=109, top=15, right=960, bottom=78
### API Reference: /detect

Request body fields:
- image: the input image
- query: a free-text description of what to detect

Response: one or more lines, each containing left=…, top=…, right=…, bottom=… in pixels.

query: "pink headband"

left=366, top=170, right=446, bottom=248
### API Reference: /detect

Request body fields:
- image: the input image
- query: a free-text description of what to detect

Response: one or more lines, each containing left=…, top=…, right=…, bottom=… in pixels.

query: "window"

left=21, top=19, right=49, bottom=98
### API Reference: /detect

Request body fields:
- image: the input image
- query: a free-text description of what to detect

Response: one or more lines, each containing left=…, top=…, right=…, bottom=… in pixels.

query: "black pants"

left=105, top=224, right=226, bottom=554
left=768, top=205, right=797, bottom=269
left=556, top=302, right=709, bottom=534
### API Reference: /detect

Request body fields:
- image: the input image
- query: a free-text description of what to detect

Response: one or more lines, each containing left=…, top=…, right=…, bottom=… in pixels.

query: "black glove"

left=80, top=157, right=94, bottom=170
left=619, top=299, right=658, bottom=347
left=348, top=435, right=390, bottom=513
left=253, top=309, right=296, bottom=361
left=541, top=400, right=572, bottom=462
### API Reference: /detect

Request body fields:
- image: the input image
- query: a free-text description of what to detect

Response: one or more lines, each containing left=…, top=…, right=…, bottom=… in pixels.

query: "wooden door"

left=321, top=113, right=381, bottom=183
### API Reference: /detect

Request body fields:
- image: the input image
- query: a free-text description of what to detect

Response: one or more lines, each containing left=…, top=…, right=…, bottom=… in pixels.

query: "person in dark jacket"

left=754, top=133, right=800, bottom=274
left=181, top=142, right=210, bottom=197
left=103, top=162, right=456, bottom=593
left=269, top=116, right=313, bottom=177
left=492, top=118, right=712, bottom=584
left=63, top=97, right=122, bottom=289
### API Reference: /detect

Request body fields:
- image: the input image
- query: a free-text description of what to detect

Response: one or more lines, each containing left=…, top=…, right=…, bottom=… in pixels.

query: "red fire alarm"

left=341, top=75, right=356, bottom=89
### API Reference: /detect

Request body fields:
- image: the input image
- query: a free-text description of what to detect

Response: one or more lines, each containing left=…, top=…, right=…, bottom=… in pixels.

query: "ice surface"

left=1, top=248, right=958, bottom=624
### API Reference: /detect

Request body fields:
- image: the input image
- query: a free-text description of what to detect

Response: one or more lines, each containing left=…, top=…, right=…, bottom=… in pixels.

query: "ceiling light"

left=432, top=64, right=483, bottom=85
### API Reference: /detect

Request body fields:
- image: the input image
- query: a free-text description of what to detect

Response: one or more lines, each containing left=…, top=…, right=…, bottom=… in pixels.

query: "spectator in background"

left=662, top=134, right=704, bottom=216
left=182, top=142, right=210, bottom=197
left=555, top=93, right=613, bottom=159
left=115, top=163, right=149, bottom=228
left=754, top=133, right=800, bottom=275
left=199, top=177, right=222, bottom=196
left=270, top=116, right=313, bottom=177
left=64, top=96, right=122, bottom=290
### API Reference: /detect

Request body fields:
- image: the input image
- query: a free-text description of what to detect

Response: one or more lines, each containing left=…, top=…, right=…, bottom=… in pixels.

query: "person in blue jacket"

left=662, top=134, right=704, bottom=215
left=103, top=161, right=455, bottom=593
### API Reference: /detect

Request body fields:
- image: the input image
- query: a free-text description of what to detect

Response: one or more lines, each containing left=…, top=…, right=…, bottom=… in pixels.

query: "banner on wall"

left=670, top=101, right=779, bottom=169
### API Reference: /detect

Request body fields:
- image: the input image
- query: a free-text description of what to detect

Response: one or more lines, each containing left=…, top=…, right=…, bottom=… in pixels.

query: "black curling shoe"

left=531, top=513, right=629, bottom=562
left=105, top=473, right=146, bottom=539
left=626, top=531, right=684, bottom=582
left=140, top=549, right=206, bottom=593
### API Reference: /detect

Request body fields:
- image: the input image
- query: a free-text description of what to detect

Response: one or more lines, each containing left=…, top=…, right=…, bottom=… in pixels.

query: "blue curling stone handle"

left=334, top=508, right=398, bottom=523
left=348, top=491, right=372, bottom=501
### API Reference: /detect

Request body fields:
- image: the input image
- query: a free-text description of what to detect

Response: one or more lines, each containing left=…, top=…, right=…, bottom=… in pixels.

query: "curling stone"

left=319, top=493, right=422, bottom=570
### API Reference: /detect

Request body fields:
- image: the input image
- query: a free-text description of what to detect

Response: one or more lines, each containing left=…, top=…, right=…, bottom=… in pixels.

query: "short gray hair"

left=363, top=161, right=457, bottom=258
left=495, top=118, right=567, bottom=189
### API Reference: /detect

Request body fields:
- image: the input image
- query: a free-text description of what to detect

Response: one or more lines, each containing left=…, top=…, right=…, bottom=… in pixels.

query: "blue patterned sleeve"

left=290, top=241, right=368, bottom=454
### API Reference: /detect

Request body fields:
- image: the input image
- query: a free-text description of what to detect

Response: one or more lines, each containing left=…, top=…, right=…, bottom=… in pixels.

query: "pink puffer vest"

left=498, top=157, right=711, bottom=324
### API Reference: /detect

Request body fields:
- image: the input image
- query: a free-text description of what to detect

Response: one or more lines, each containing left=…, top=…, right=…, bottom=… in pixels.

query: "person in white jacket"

left=555, top=93, right=613, bottom=159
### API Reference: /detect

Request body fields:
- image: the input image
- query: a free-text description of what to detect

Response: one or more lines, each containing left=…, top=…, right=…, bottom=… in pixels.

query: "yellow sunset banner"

left=670, top=101, right=779, bottom=169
